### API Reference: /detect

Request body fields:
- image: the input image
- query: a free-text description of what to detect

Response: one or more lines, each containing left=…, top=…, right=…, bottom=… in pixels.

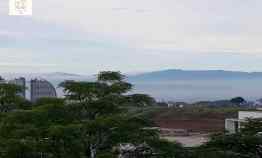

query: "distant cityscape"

left=0, top=77, right=57, bottom=102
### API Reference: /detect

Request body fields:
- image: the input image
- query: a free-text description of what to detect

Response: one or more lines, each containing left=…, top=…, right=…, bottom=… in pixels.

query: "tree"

left=202, top=118, right=262, bottom=158
left=230, top=97, right=246, bottom=105
left=51, top=71, right=158, bottom=158
left=147, top=139, right=186, bottom=158
left=0, top=83, right=24, bottom=112
left=97, top=71, right=125, bottom=83
left=242, top=118, right=262, bottom=135
left=127, top=94, right=156, bottom=107
left=0, top=103, right=84, bottom=158
left=205, top=133, right=261, bottom=157
left=0, top=71, right=176, bottom=158
left=34, top=98, right=65, bottom=107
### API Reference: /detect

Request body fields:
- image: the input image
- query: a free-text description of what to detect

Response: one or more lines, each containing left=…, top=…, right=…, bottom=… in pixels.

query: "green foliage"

left=230, top=97, right=246, bottom=105
left=16, top=99, right=33, bottom=110
left=148, top=139, right=187, bottom=158
left=109, top=116, right=158, bottom=145
left=127, top=94, right=156, bottom=107
left=242, top=118, right=262, bottom=135
left=34, top=98, right=65, bottom=107
left=0, top=83, right=25, bottom=112
left=206, top=133, right=261, bottom=156
left=202, top=118, right=262, bottom=158
left=0, top=71, right=159, bottom=158
left=188, top=147, right=252, bottom=158
left=97, top=71, right=125, bottom=82
left=60, top=72, right=134, bottom=121
left=1, top=71, right=259, bottom=158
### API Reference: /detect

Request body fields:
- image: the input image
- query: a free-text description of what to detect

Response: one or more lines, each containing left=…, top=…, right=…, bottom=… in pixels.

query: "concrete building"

left=31, top=79, right=57, bottom=102
left=225, top=110, right=262, bottom=133
left=9, top=77, right=26, bottom=98
left=0, top=76, right=6, bottom=84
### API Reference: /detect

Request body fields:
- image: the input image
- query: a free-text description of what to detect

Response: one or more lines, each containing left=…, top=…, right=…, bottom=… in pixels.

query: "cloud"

left=0, top=62, right=57, bottom=67
left=3, top=0, right=262, bottom=53
left=111, top=7, right=129, bottom=12
left=1, top=0, right=262, bottom=73
left=29, top=0, right=262, bottom=53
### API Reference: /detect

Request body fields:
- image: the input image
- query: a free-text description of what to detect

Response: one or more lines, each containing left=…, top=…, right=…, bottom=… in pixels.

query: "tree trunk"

left=90, top=144, right=96, bottom=158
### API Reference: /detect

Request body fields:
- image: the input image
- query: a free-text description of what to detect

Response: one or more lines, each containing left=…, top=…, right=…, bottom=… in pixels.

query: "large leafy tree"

left=60, top=71, right=132, bottom=120
left=0, top=83, right=25, bottom=112
left=0, top=104, right=84, bottom=158
left=230, top=97, right=246, bottom=106
left=0, top=71, right=158, bottom=158
left=60, top=71, right=157, bottom=158
left=127, top=94, right=156, bottom=107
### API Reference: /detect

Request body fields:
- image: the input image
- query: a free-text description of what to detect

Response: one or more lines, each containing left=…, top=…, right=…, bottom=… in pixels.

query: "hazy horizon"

left=2, top=69, right=262, bottom=102
left=3, top=68, right=262, bottom=77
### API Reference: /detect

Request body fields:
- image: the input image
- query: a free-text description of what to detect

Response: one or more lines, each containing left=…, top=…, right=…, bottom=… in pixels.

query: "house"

left=167, top=101, right=187, bottom=108
left=225, top=110, right=262, bottom=133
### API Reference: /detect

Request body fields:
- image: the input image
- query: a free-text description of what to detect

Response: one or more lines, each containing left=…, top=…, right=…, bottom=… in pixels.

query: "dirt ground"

left=151, top=107, right=237, bottom=133
left=162, top=134, right=210, bottom=147
left=149, top=107, right=239, bottom=146
left=155, top=119, right=225, bottom=132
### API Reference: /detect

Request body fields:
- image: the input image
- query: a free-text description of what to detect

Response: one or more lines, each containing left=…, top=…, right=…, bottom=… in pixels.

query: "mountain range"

left=2, top=69, right=262, bottom=81
left=1, top=69, right=262, bottom=102
left=128, top=69, right=262, bottom=102
left=128, top=69, right=262, bottom=81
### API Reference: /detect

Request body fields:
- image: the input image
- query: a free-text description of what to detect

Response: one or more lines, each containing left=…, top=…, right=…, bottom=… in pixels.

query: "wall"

left=239, top=111, right=262, bottom=120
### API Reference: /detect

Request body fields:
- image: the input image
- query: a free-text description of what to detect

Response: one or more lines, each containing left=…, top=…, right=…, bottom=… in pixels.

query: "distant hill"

left=128, top=69, right=262, bottom=81
left=127, top=69, right=262, bottom=102
left=2, top=70, right=262, bottom=102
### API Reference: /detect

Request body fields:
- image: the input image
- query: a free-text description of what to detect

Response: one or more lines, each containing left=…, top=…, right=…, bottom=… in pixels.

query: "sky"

left=1, top=0, right=262, bottom=74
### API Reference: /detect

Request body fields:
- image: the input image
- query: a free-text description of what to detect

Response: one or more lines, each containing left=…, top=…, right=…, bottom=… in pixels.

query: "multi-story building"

left=9, top=77, right=26, bottom=98
left=0, top=76, right=6, bottom=84
left=225, top=110, right=262, bottom=133
left=30, top=79, right=57, bottom=102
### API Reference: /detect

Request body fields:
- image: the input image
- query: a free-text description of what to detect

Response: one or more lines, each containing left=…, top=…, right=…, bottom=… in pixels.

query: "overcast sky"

left=1, top=0, right=262, bottom=74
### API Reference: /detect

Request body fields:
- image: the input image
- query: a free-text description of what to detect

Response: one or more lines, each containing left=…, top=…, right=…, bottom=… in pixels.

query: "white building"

left=225, top=110, right=262, bottom=133
left=167, top=101, right=186, bottom=108
left=31, top=79, right=57, bottom=102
